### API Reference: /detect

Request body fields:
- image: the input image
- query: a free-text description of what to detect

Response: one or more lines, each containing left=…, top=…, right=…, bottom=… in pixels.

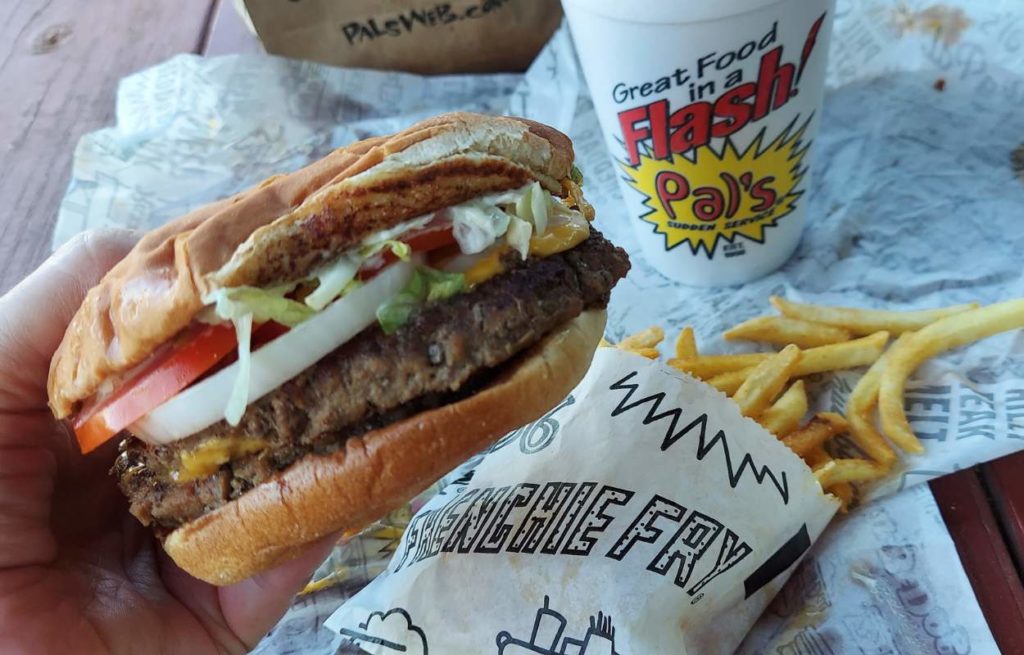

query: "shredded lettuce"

left=207, top=286, right=314, bottom=327
left=385, top=240, right=412, bottom=261
left=376, top=267, right=465, bottom=334
left=451, top=202, right=510, bottom=254
left=360, top=239, right=411, bottom=261
left=510, top=182, right=551, bottom=236
left=205, top=286, right=312, bottom=424
left=529, top=181, right=550, bottom=235
left=224, top=313, right=253, bottom=426
left=376, top=293, right=420, bottom=335
left=514, top=186, right=533, bottom=224
left=506, top=216, right=532, bottom=260
left=307, top=241, right=410, bottom=311
left=304, top=255, right=360, bottom=311
left=421, top=266, right=465, bottom=302
left=444, top=183, right=562, bottom=258
left=571, top=164, right=584, bottom=185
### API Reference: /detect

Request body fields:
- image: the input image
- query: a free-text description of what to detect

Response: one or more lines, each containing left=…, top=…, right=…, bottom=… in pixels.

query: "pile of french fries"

left=607, top=297, right=1024, bottom=511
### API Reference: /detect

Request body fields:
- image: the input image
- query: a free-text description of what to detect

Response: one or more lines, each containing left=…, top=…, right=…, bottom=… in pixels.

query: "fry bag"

left=241, top=0, right=562, bottom=74
left=325, top=348, right=837, bottom=654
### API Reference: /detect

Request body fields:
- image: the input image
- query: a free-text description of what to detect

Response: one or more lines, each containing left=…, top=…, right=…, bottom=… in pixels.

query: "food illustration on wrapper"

left=336, top=607, right=429, bottom=655
left=616, top=14, right=826, bottom=261
left=496, top=597, right=623, bottom=655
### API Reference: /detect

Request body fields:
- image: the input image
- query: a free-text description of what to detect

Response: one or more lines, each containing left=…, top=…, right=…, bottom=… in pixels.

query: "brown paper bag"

left=241, top=0, right=562, bottom=74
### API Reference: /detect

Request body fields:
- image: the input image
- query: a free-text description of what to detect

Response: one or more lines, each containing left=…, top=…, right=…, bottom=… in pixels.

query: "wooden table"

left=3, top=0, right=1024, bottom=650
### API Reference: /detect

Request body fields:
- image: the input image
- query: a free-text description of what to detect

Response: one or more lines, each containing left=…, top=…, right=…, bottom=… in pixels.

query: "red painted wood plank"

left=931, top=469, right=1024, bottom=653
left=982, top=452, right=1024, bottom=573
left=203, top=0, right=264, bottom=56
left=0, top=0, right=215, bottom=294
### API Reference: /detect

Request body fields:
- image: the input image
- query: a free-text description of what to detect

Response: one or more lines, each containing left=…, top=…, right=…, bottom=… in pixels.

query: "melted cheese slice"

left=463, top=215, right=591, bottom=286
left=175, top=437, right=267, bottom=481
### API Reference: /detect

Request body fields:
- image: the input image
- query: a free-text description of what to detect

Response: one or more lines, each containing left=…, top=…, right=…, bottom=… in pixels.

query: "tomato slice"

left=358, top=225, right=456, bottom=281
left=404, top=224, right=456, bottom=252
left=72, top=323, right=239, bottom=453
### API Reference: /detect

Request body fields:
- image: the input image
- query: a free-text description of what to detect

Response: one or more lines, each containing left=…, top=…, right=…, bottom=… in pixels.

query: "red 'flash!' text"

left=618, top=46, right=798, bottom=167
left=617, top=12, right=827, bottom=167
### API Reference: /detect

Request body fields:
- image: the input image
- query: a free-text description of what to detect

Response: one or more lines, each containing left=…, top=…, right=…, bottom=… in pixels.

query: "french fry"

left=804, top=444, right=832, bottom=469
left=758, top=380, right=808, bottom=436
left=627, top=347, right=661, bottom=360
left=827, top=482, right=855, bottom=513
left=879, top=299, right=1024, bottom=453
left=724, top=315, right=852, bottom=348
left=807, top=448, right=867, bottom=511
left=732, top=345, right=802, bottom=418
left=813, top=458, right=888, bottom=487
left=301, top=570, right=349, bottom=595
left=599, top=337, right=614, bottom=348
left=706, top=367, right=753, bottom=395
left=672, top=332, right=888, bottom=380
left=792, top=331, right=889, bottom=376
left=659, top=296, right=1022, bottom=484
left=618, top=326, right=665, bottom=351
left=674, top=327, right=698, bottom=359
left=781, top=412, right=849, bottom=457
left=844, top=334, right=914, bottom=467
left=668, top=353, right=770, bottom=379
left=770, top=296, right=979, bottom=336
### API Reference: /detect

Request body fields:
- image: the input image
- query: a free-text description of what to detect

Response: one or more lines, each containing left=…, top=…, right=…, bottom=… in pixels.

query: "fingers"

left=218, top=533, right=339, bottom=649
left=0, top=443, right=58, bottom=568
left=0, top=229, right=138, bottom=411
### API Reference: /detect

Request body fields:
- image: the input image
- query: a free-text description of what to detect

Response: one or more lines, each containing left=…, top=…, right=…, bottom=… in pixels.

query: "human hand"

left=0, top=230, right=335, bottom=654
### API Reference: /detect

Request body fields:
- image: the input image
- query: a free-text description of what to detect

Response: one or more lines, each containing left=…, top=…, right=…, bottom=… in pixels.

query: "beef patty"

left=116, top=230, right=630, bottom=531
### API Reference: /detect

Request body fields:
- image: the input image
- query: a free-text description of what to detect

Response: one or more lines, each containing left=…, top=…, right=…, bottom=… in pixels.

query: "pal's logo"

left=616, top=13, right=826, bottom=258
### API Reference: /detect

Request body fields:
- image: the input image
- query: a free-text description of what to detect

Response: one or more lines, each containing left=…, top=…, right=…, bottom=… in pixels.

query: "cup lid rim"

left=562, top=0, right=788, bottom=24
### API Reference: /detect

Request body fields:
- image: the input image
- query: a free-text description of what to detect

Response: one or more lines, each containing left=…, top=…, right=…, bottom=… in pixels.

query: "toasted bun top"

left=162, top=309, right=606, bottom=586
left=48, top=113, right=574, bottom=418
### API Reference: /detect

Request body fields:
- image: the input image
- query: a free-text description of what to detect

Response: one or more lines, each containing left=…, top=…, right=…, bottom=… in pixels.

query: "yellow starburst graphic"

left=621, top=117, right=812, bottom=258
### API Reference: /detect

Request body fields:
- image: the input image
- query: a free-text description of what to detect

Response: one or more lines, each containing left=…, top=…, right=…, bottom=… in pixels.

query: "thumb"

left=160, top=532, right=340, bottom=652
left=0, top=229, right=139, bottom=411
left=218, top=533, right=341, bottom=649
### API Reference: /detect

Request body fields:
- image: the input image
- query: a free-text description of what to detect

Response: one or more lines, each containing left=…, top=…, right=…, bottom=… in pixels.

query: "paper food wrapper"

left=325, top=348, right=838, bottom=654
left=242, top=0, right=561, bottom=74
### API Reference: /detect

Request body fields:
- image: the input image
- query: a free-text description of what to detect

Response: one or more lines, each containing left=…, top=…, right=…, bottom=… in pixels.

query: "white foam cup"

left=563, top=0, right=836, bottom=286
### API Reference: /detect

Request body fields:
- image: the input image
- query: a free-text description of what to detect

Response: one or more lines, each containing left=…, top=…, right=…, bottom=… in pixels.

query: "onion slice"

left=131, top=262, right=414, bottom=445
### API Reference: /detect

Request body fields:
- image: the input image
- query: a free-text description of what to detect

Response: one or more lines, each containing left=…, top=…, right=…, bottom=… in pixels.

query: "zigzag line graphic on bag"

left=609, top=372, right=790, bottom=505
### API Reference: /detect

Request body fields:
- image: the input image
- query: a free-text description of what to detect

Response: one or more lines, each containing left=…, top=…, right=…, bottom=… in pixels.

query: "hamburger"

left=47, top=113, right=630, bottom=585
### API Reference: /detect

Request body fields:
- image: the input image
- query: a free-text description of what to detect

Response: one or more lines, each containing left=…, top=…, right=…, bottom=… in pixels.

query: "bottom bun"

left=163, top=309, right=607, bottom=585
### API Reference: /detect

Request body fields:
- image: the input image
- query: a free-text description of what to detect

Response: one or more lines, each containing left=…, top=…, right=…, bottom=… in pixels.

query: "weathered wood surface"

left=0, top=0, right=213, bottom=294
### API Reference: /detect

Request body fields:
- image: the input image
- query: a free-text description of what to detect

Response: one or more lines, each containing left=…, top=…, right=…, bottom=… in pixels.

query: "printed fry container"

left=562, top=0, right=836, bottom=286
left=326, top=349, right=838, bottom=654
